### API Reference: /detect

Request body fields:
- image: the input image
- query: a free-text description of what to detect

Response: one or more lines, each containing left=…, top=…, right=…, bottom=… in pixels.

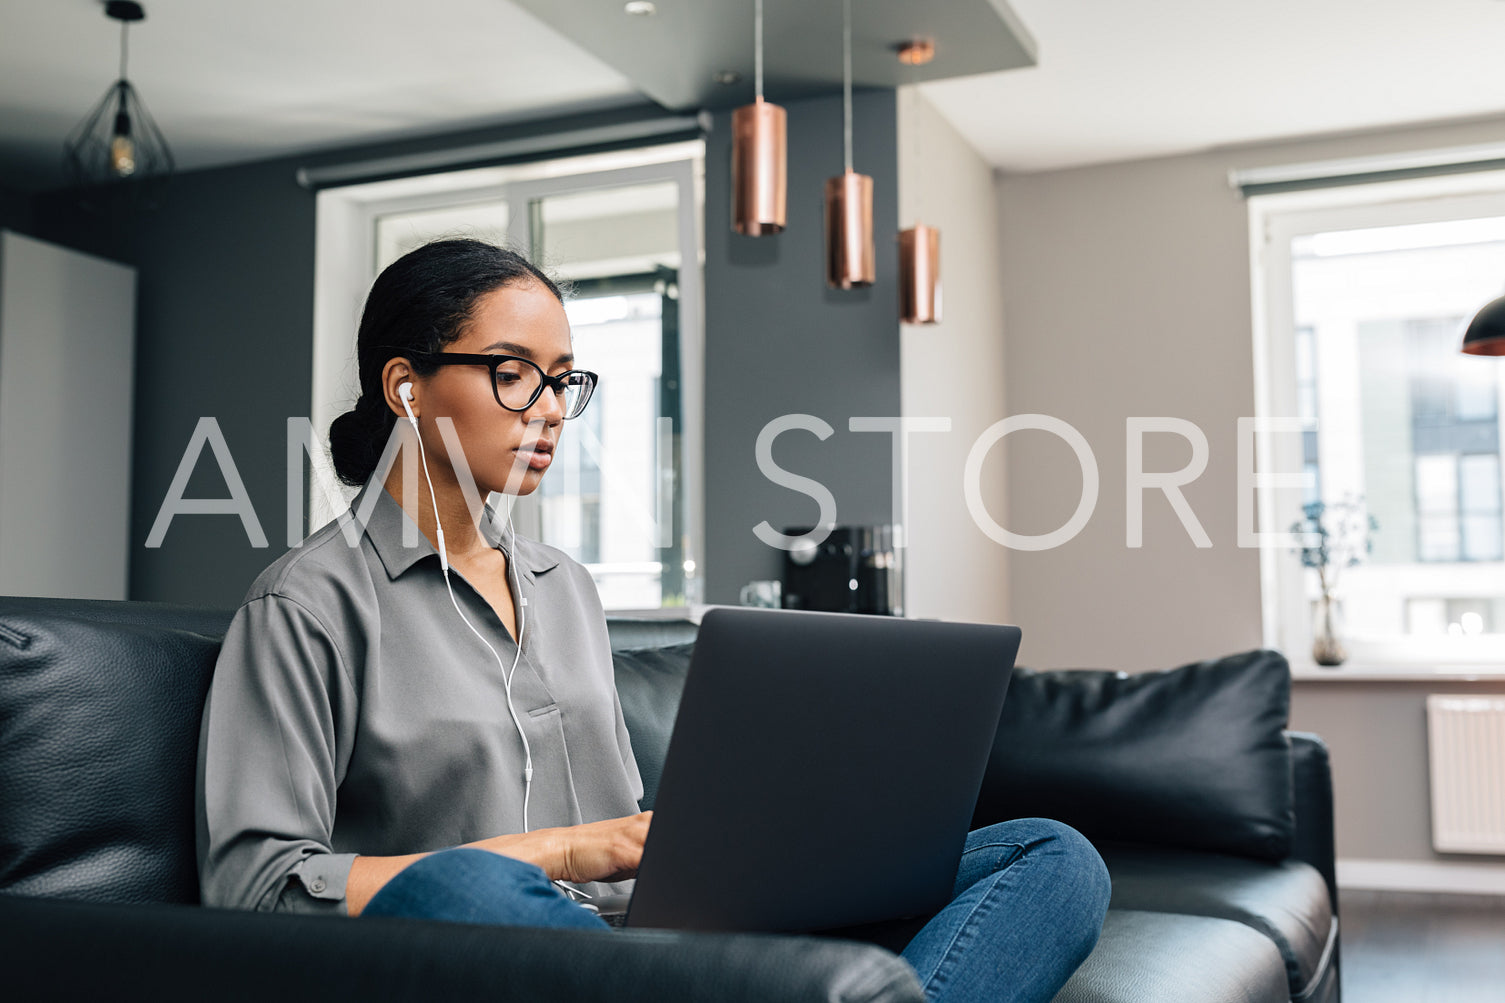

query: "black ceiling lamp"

left=63, top=1, right=174, bottom=191
left=1461, top=295, right=1505, bottom=356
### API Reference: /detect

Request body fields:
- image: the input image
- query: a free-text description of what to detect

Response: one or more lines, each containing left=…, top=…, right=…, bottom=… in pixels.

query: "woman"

left=196, top=239, right=1110, bottom=1002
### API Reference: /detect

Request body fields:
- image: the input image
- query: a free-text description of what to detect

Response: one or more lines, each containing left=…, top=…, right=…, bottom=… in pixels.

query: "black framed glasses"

left=409, top=352, right=598, bottom=419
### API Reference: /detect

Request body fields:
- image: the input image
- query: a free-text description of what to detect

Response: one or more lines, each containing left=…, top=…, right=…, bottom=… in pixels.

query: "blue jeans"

left=364, top=818, right=1110, bottom=1003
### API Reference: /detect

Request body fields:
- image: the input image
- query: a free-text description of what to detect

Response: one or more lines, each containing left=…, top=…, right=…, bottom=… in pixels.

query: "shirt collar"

left=353, top=480, right=561, bottom=582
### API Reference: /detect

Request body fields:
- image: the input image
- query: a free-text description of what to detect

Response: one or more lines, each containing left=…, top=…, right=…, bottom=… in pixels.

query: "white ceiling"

left=0, top=0, right=641, bottom=191
left=920, top=0, right=1505, bottom=173
left=9, top=0, right=1505, bottom=192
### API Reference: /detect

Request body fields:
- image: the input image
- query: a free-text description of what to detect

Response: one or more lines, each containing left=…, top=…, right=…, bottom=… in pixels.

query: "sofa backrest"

left=610, top=643, right=696, bottom=811
left=0, top=599, right=228, bottom=904
left=0, top=598, right=699, bottom=905
left=611, top=639, right=1297, bottom=862
left=1, top=597, right=1298, bottom=908
left=0, top=596, right=234, bottom=636
left=604, top=617, right=699, bottom=652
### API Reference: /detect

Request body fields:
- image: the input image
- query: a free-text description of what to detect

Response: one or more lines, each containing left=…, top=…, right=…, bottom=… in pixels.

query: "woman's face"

left=414, top=279, right=574, bottom=497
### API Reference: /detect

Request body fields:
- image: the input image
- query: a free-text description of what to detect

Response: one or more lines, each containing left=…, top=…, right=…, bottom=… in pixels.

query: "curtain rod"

left=296, top=112, right=708, bottom=191
left=1230, top=142, right=1505, bottom=198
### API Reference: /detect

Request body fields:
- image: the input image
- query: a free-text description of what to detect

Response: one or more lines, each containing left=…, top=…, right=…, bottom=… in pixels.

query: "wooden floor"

left=1340, top=890, right=1505, bottom=1002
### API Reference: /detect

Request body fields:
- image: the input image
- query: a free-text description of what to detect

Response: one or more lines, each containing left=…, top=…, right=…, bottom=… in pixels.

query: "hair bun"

left=328, top=401, right=392, bottom=487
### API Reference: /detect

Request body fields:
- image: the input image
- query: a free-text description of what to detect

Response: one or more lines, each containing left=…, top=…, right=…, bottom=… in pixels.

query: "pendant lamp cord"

left=754, top=0, right=764, bottom=101
left=842, top=0, right=853, bottom=173
left=119, top=20, right=130, bottom=81
left=911, top=53, right=922, bottom=225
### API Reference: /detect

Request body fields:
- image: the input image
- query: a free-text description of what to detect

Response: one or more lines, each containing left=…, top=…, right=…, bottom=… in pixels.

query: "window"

left=1294, top=325, right=1322, bottom=506
left=1253, top=177, right=1505, bottom=666
left=1404, top=319, right=1503, bottom=564
left=312, top=144, right=705, bottom=610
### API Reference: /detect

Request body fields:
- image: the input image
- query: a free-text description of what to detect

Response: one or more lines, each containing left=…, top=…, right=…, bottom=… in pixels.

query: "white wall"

left=996, top=146, right=1261, bottom=670
left=897, top=88, right=1010, bottom=625
left=993, top=114, right=1505, bottom=872
left=995, top=113, right=1505, bottom=672
left=0, top=230, right=135, bottom=599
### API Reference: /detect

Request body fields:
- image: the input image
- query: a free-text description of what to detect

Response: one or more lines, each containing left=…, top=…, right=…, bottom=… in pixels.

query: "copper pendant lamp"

left=897, top=42, right=941, bottom=324
left=731, top=0, right=786, bottom=235
left=1461, top=295, right=1505, bottom=356
left=898, top=224, right=941, bottom=324
left=825, top=0, right=875, bottom=288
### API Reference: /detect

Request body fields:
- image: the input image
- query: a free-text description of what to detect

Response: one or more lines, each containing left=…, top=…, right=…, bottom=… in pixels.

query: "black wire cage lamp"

left=63, top=1, right=174, bottom=193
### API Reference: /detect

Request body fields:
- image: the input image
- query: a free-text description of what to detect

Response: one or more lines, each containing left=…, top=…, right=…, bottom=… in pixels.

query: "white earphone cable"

left=502, top=501, right=531, bottom=834
left=402, top=393, right=535, bottom=833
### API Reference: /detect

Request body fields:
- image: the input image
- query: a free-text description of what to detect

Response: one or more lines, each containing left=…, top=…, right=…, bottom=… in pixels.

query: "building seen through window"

left=1289, top=214, right=1505, bottom=643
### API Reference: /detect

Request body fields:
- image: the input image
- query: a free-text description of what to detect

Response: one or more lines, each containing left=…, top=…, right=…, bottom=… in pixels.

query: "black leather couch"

left=0, top=597, right=1338, bottom=1002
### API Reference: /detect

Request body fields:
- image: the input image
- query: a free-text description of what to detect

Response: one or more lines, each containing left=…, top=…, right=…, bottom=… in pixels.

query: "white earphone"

left=398, top=379, right=536, bottom=831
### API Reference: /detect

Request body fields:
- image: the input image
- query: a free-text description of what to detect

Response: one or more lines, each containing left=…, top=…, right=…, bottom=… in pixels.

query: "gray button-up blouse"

left=195, top=482, right=644, bottom=915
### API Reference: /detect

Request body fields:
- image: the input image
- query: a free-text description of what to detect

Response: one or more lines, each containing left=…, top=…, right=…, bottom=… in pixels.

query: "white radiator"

left=1427, top=695, right=1505, bottom=855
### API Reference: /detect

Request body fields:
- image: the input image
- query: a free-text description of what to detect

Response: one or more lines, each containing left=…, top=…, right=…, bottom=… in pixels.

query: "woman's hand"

left=555, top=810, right=653, bottom=883
left=347, top=812, right=653, bottom=915
left=477, top=811, right=653, bottom=884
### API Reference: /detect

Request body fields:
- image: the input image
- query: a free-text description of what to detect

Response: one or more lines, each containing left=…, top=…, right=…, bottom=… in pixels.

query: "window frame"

left=1250, top=172, right=1505, bottom=668
left=308, top=143, right=706, bottom=610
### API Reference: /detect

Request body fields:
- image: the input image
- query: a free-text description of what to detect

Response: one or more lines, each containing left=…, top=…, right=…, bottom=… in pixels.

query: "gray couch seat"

left=1052, top=909, right=1291, bottom=1003
left=1095, top=842, right=1336, bottom=1000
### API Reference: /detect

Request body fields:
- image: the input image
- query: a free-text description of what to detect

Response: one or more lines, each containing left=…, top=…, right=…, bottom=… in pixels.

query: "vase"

left=1312, top=591, right=1347, bottom=667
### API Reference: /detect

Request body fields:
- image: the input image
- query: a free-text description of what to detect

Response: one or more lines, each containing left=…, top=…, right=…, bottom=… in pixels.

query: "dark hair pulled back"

left=328, top=239, right=563, bottom=486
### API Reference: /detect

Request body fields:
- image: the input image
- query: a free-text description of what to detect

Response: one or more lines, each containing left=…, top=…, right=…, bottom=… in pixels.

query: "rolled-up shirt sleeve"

left=196, top=593, right=359, bottom=914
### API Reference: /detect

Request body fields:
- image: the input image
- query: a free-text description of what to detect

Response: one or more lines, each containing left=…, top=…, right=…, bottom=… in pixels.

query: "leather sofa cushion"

left=1097, top=842, right=1335, bottom=998
left=0, top=608, right=222, bottom=904
left=1052, top=909, right=1291, bottom=1003
left=612, top=642, right=696, bottom=812
left=974, top=649, right=1294, bottom=861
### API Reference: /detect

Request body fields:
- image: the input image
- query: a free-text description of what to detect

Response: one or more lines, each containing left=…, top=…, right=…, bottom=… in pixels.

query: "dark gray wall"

left=703, top=90, right=901, bottom=603
left=0, top=182, right=35, bottom=235
left=22, top=106, right=675, bottom=607
left=21, top=97, right=899, bottom=608
left=32, top=157, right=317, bottom=607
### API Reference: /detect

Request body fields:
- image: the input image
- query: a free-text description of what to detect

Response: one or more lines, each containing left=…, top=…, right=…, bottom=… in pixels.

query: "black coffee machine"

left=780, top=525, right=901, bottom=616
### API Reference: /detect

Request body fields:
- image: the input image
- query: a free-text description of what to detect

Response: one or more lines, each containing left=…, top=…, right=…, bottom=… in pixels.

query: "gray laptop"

left=600, top=606, right=1019, bottom=933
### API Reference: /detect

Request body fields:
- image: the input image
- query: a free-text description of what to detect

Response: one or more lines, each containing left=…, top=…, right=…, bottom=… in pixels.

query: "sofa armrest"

left=0, top=894, right=924, bottom=1003
left=1286, top=731, right=1338, bottom=914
